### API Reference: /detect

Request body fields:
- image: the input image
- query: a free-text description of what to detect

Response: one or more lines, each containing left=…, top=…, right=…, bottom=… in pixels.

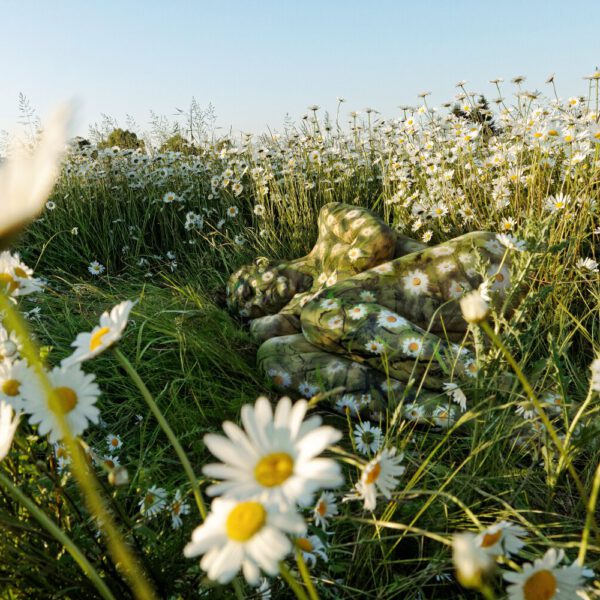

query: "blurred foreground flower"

left=452, top=532, right=495, bottom=590
left=184, top=497, right=305, bottom=585
left=203, top=396, right=343, bottom=508
left=0, top=400, right=19, bottom=460
left=0, top=105, right=71, bottom=243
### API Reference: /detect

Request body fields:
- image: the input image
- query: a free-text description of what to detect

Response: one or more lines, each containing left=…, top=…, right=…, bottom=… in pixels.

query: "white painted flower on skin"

left=184, top=497, right=305, bottom=585
left=377, top=309, right=408, bottom=330
left=348, top=304, right=368, bottom=320
left=365, top=339, right=385, bottom=355
left=202, top=396, right=343, bottom=509
left=402, top=270, right=429, bottom=295
left=62, top=300, right=136, bottom=367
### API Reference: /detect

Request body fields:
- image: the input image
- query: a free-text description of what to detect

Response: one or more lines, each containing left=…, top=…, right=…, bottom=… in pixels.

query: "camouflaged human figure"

left=227, top=202, right=514, bottom=428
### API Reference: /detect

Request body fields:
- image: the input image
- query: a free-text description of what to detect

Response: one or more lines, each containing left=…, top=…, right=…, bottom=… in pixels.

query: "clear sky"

left=1, top=0, right=598, bottom=138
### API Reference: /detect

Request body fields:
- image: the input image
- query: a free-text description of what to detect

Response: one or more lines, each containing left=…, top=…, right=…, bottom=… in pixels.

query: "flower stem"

left=480, top=320, right=598, bottom=537
left=295, top=548, right=320, bottom=600
left=113, top=348, right=207, bottom=520
left=0, top=471, right=116, bottom=600
left=279, top=562, right=310, bottom=600
left=0, top=294, right=157, bottom=600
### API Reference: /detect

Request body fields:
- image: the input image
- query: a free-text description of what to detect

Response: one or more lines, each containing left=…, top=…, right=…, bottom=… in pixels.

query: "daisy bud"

left=460, top=291, right=490, bottom=324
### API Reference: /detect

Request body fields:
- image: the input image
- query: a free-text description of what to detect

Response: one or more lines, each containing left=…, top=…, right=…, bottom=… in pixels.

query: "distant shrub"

left=98, top=128, right=145, bottom=151
left=159, top=133, right=201, bottom=155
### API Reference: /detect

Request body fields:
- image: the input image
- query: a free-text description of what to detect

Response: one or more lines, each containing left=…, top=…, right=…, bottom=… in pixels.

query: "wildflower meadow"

left=1, top=74, right=600, bottom=600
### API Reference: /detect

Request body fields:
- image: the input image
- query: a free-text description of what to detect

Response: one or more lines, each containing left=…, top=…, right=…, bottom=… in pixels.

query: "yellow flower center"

left=409, top=341, right=420, bottom=352
left=2, top=379, right=21, bottom=397
left=548, top=129, right=558, bottom=136
left=523, top=569, right=557, bottom=600
left=89, top=327, right=111, bottom=351
left=110, top=438, right=119, bottom=447
left=480, top=530, right=503, bottom=548
left=254, top=452, right=294, bottom=487
left=412, top=277, right=422, bottom=286
left=495, top=273, right=505, bottom=282
left=0, top=273, right=20, bottom=293
left=226, top=501, right=267, bottom=542
left=54, top=386, right=78, bottom=413
left=364, top=462, right=381, bottom=485
left=316, top=500, right=327, bottom=516
left=296, top=537, right=313, bottom=552
left=172, top=501, right=181, bottom=515
left=386, top=315, right=397, bottom=323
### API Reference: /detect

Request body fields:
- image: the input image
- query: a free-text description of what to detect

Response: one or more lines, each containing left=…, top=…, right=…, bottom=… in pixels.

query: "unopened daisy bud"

left=460, top=291, right=489, bottom=324
left=453, top=532, right=495, bottom=590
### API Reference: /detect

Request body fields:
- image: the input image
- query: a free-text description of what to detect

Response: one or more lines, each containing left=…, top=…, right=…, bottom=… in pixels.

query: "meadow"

left=1, top=75, right=600, bottom=599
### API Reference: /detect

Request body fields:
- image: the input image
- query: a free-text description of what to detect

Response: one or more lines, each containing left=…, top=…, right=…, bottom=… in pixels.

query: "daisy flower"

left=169, top=489, right=191, bottom=530
left=503, top=548, right=587, bottom=599
left=62, top=300, right=136, bottom=367
left=52, top=442, right=71, bottom=473
left=0, top=400, right=19, bottom=461
left=576, top=257, right=599, bottom=273
left=162, top=191, right=178, bottom=203
left=335, top=394, right=360, bottom=416
left=0, top=359, right=32, bottom=410
left=442, top=382, right=467, bottom=412
left=139, top=485, right=168, bottom=518
left=591, top=358, right=600, bottom=393
left=404, top=402, right=426, bottom=422
left=297, top=381, right=319, bottom=398
left=0, top=326, right=20, bottom=362
left=351, top=447, right=405, bottom=511
left=184, top=497, right=305, bottom=585
left=313, top=491, right=338, bottom=529
left=88, top=261, right=105, bottom=276
left=106, top=433, right=122, bottom=452
left=475, top=521, right=526, bottom=557
left=348, top=304, right=368, bottom=320
left=296, top=535, right=328, bottom=567
left=365, top=339, right=385, bottom=355
left=202, top=396, right=343, bottom=508
left=373, top=262, right=394, bottom=275
left=497, top=233, right=526, bottom=252
left=21, top=364, right=101, bottom=443
left=377, top=309, right=407, bottom=329
left=432, top=405, right=457, bottom=429
left=402, top=270, right=429, bottom=295
left=353, top=421, right=383, bottom=455
left=0, top=251, right=43, bottom=297
left=227, top=206, right=239, bottom=218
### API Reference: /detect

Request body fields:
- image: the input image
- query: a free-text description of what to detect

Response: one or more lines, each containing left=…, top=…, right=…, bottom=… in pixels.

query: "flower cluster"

left=184, top=396, right=343, bottom=585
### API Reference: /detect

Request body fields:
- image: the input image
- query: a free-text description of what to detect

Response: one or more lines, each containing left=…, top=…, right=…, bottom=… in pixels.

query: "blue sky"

left=1, top=0, right=598, bottom=137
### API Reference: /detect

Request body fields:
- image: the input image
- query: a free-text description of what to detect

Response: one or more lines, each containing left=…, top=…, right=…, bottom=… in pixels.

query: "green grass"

left=1, top=89, right=600, bottom=599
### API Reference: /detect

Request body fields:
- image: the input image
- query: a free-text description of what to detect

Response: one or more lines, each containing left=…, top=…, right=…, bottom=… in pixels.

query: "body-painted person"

left=227, top=203, right=515, bottom=428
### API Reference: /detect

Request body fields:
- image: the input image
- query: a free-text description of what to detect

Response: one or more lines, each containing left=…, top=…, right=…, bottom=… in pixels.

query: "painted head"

left=226, top=258, right=313, bottom=318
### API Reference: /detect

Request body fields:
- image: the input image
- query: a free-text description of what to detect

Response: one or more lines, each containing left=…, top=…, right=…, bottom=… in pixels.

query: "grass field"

left=1, top=80, right=600, bottom=599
